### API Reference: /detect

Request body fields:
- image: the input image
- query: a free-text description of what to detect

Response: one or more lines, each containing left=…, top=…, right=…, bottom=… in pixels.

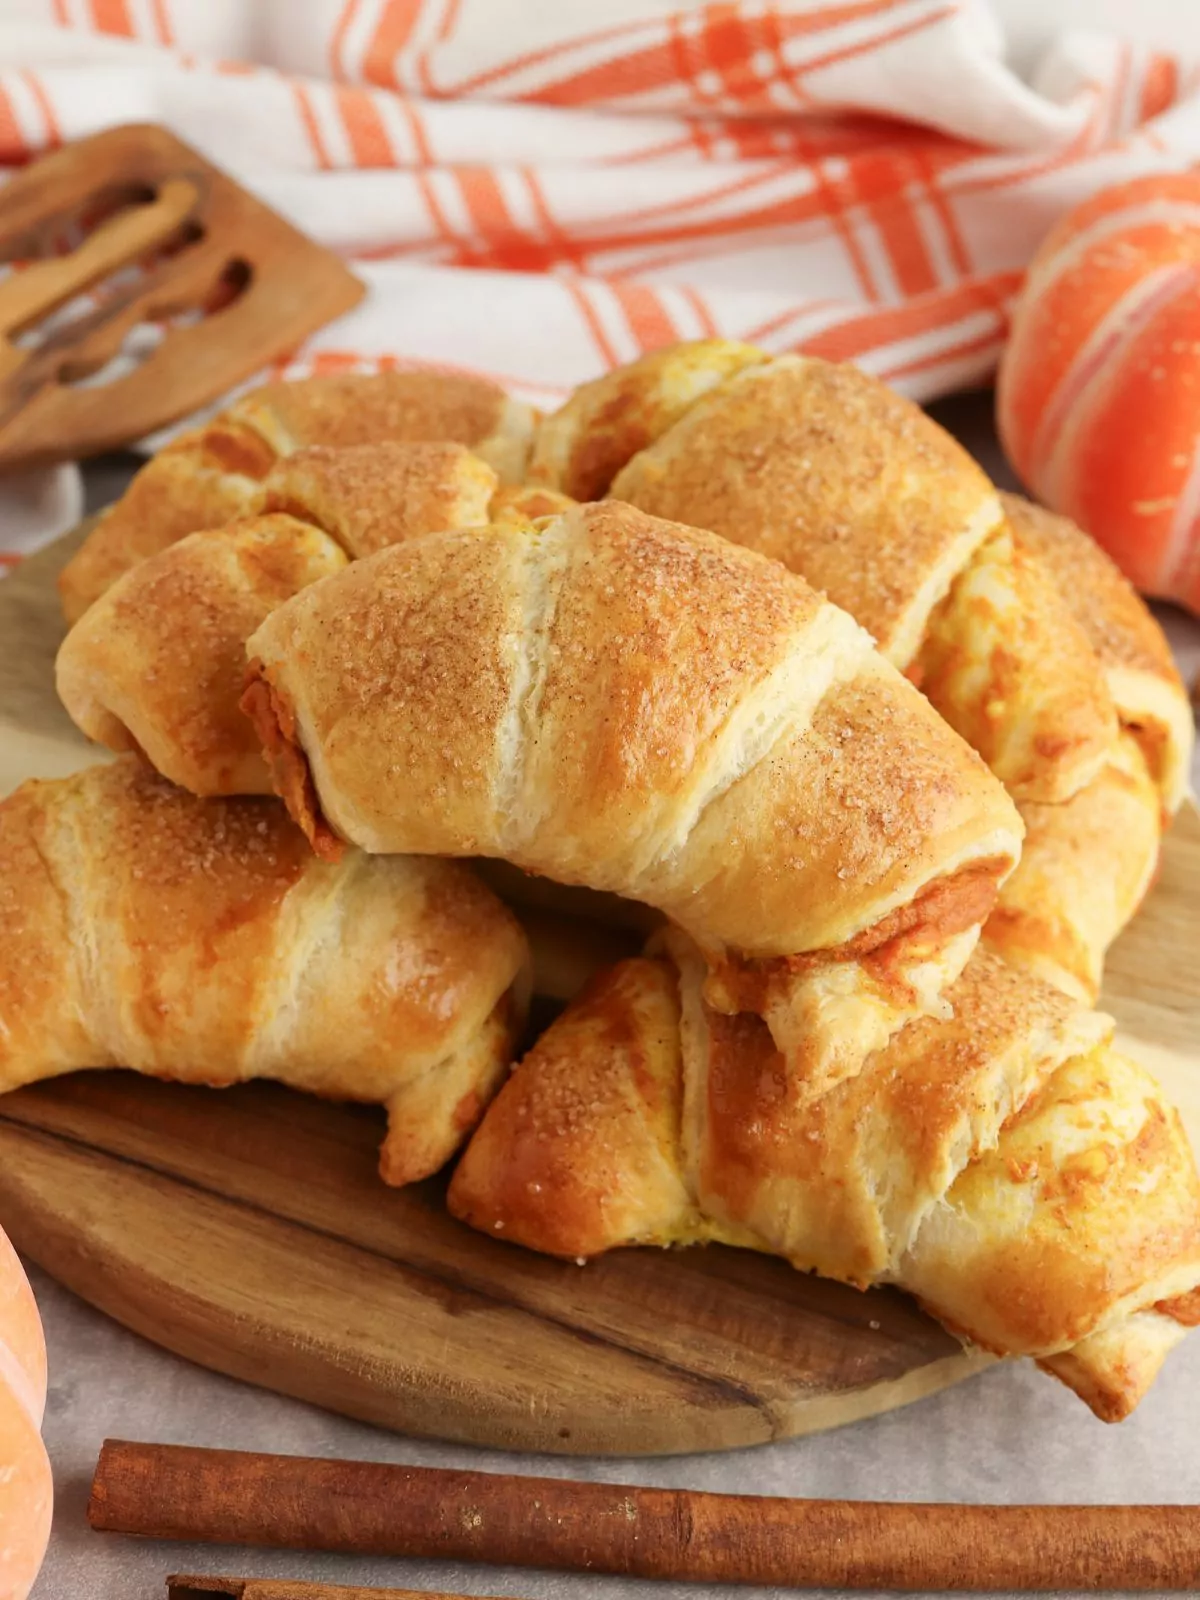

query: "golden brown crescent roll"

left=57, top=419, right=275, bottom=623
left=529, top=338, right=767, bottom=502
left=58, top=369, right=539, bottom=621
left=534, top=343, right=1118, bottom=807
left=982, top=732, right=1162, bottom=1002
left=56, top=515, right=348, bottom=796
left=244, top=500, right=1023, bottom=1097
left=449, top=945, right=1200, bottom=1421
left=0, top=759, right=529, bottom=1185
left=532, top=344, right=1168, bottom=1002
left=1001, top=492, right=1194, bottom=814
left=260, top=440, right=498, bottom=559
left=55, top=443, right=566, bottom=799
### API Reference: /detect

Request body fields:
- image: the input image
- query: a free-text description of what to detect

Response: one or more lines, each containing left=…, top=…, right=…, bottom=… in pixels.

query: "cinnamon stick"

left=93, top=1440, right=1200, bottom=1592
left=168, top=1580, right=509, bottom=1600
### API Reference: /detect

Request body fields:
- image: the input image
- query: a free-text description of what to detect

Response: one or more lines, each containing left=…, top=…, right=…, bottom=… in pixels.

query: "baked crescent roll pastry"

left=58, top=368, right=539, bottom=622
left=449, top=944, right=1200, bottom=1421
left=530, top=338, right=767, bottom=502
left=57, top=419, right=275, bottom=626
left=534, top=344, right=1117, bottom=806
left=488, top=482, right=578, bottom=526
left=56, top=443, right=568, bottom=798
left=982, top=732, right=1162, bottom=1002
left=0, top=758, right=529, bottom=1185
left=244, top=500, right=1022, bottom=1097
left=1000, top=492, right=1194, bottom=814
left=57, top=515, right=348, bottom=796
left=260, top=440, right=498, bottom=559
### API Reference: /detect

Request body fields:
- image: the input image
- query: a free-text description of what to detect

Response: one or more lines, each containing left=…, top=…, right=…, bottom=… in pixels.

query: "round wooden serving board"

left=0, top=527, right=1196, bottom=1456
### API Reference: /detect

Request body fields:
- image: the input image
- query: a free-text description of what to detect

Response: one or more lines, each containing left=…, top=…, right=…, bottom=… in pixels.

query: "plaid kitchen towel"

left=1, top=0, right=1198, bottom=563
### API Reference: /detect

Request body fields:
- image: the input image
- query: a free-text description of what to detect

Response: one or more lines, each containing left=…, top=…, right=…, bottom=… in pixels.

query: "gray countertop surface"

left=27, top=392, right=1200, bottom=1600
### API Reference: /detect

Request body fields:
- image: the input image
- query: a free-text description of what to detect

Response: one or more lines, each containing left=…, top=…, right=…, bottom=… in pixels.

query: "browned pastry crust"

left=612, top=353, right=999, bottom=663
left=261, top=440, right=497, bottom=558
left=531, top=342, right=1171, bottom=1002
left=983, top=732, right=1162, bottom=1002
left=57, top=369, right=539, bottom=620
left=57, top=515, right=347, bottom=796
left=449, top=947, right=1200, bottom=1420
left=529, top=338, right=766, bottom=500
left=1001, top=492, right=1194, bottom=812
left=231, top=369, right=533, bottom=476
left=604, top=353, right=1117, bottom=805
left=0, top=758, right=529, bottom=1184
left=244, top=499, right=1022, bottom=1094
left=57, top=423, right=273, bottom=624
left=56, top=441, right=562, bottom=799
left=488, top=483, right=578, bottom=524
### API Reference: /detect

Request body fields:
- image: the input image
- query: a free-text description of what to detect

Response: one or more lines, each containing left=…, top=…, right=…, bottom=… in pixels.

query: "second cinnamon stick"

left=168, top=1579, right=509, bottom=1600
left=93, top=1440, right=1200, bottom=1592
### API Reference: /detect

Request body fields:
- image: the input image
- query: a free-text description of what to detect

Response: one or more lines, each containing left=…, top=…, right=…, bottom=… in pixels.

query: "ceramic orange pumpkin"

left=0, top=1229, right=51, bottom=1600
left=998, top=172, right=1200, bottom=614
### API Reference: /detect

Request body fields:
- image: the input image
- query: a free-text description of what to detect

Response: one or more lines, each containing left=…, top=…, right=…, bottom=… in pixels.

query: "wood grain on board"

left=0, top=526, right=1195, bottom=1456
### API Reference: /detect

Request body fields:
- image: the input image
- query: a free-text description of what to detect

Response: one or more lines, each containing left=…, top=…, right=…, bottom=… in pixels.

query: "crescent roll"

left=260, top=440, right=498, bottom=558
left=534, top=344, right=1118, bottom=807
left=55, top=443, right=568, bottom=798
left=983, top=732, right=1162, bottom=1002
left=449, top=945, right=1200, bottom=1421
left=1001, top=492, right=1194, bottom=814
left=56, top=514, right=349, bottom=796
left=0, top=758, right=529, bottom=1185
left=58, top=368, right=539, bottom=621
left=243, top=500, right=1022, bottom=1097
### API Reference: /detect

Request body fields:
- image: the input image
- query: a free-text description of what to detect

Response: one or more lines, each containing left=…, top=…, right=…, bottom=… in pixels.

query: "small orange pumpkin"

left=998, top=172, right=1200, bottom=614
left=0, top=1229, right=51, bottom=1600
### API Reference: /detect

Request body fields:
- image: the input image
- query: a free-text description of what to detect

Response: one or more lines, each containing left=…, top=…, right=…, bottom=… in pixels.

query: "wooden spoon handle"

left=92, top=1440, right=1200, bottom=1592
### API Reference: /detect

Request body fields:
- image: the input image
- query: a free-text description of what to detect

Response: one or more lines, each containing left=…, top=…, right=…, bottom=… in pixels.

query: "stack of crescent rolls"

left=2, top=349, right=1196, bottom=1422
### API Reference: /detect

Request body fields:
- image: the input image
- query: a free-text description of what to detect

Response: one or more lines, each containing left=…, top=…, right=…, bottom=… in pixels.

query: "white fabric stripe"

left=407, top=0, right=453, bottom=69
left=307, top=78, right=353, bottom=166
left=426, top=164, right=474, bottom=242
left=2, top=72, right=51, bottom=150
left=435, top=16, right=669, bottom=106
left=333, top=0, right=386, bottom=86
left=494, top=166, right=543, bottom=238
left=777, top=0, right=945, bottom=80
left=655, top=282, right=710, bottom=342
left=375, top=90, right=421, bottom=164
left=124, top=0, right=161, bottom=44
left=818, top=155, right=890, bottom=298
left=864, top=306, right=1004, bottom=376
left=577, top=276, right=644, bottom=365
left=909, top=186, right=958, bottom=285
left=748, top=301, right=851, bottom=351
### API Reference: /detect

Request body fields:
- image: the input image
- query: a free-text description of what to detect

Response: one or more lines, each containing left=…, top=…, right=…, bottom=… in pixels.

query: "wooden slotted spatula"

left=0, top=122, right=364, bottom=470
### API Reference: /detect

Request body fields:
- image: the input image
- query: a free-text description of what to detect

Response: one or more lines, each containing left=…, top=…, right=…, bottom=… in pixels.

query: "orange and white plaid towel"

left=1, top=0, right=1199, bottom=567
